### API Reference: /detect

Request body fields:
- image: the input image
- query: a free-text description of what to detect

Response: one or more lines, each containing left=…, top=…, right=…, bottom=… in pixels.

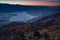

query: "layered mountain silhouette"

left=0, top=3, right=60, bottom=13
left=0, top=13, right=60, bottom=40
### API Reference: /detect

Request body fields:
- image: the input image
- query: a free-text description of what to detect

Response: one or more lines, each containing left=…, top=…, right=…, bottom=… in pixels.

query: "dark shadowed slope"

left=29, top=13, right=60, bottom=28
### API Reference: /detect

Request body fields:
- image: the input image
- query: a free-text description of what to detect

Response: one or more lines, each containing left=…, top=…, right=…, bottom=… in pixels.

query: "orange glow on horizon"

left=22, top=3, right=60, bottom=6
left=0, top=2, right=60, bottom=6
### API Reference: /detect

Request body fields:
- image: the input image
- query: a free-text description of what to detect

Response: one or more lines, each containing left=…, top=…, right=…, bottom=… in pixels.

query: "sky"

left=0, top=0, right=60, bottom=6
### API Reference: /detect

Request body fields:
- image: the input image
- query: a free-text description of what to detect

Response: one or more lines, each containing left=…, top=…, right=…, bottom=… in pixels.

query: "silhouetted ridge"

left=0, top=3, right=60, bottom=13
left=0, top=3, right=26, bottom=13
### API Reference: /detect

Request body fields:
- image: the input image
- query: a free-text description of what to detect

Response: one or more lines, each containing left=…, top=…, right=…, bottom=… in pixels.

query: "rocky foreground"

left=0, top=13, right=60, bottom=40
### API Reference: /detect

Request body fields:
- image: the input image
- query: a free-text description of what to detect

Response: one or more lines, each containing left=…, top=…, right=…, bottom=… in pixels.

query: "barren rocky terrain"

left=0, top=13, right=60, bottom=40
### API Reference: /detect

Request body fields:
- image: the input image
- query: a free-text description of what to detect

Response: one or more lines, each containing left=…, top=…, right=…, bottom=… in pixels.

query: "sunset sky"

left=0, top=0, right=60, bottom=6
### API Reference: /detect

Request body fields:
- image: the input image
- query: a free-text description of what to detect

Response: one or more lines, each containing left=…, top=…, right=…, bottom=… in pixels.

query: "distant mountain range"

left=0, top=3, right=60, bottom=13
left=0, top=3, right=60, bottom=27
left=0, top=3, right=60, bottom=28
